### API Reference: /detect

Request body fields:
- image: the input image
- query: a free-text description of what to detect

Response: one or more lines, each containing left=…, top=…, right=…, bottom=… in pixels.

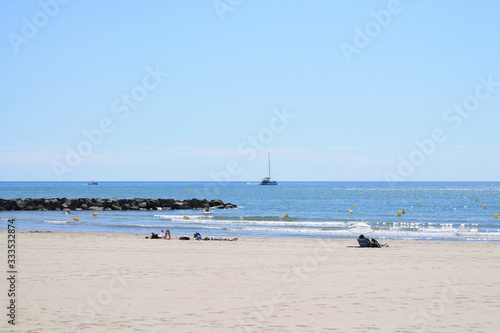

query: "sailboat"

left=259, top=153, right=277, bottom=185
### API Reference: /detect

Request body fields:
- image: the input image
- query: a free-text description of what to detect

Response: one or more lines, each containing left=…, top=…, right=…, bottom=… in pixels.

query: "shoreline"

left=4, top=228, right=500, bottom=243
left=1, top=230, right=499, bottom=332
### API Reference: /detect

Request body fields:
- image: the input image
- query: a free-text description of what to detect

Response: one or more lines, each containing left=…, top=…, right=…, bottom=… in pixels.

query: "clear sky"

left=1, top=0, right=499, bottom=181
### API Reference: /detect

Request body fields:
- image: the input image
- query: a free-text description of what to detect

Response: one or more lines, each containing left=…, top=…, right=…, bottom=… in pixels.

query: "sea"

left=1, top=181, right=499, bottom=242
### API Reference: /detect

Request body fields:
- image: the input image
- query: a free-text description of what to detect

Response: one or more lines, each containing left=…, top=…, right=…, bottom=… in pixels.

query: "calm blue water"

left=1, top=181, right=499, bottom=241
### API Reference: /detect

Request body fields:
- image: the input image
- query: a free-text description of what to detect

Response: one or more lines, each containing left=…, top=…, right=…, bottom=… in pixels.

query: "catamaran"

left=259, top=153, right=277, bottom=185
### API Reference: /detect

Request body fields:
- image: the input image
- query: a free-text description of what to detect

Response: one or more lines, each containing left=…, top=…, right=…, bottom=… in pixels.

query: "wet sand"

left=0, top=231, right=499, bottom=332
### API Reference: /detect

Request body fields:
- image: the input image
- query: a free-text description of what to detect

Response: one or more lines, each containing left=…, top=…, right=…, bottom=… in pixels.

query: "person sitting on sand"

left=160, top=229, right=171, bottom=239
left=358, top=234, right=372, bottom=247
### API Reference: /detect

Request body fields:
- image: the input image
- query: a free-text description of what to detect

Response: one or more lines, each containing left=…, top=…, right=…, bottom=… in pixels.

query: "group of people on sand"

left=358, top=234, right=388, bottom=247
left=151, top=229, right=171, bottom=239
left=150, top=229, right=238, bottom=241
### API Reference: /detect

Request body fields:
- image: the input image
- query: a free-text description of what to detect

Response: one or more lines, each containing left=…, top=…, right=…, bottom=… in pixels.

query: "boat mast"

left=268, top=153, right=271, bottom=179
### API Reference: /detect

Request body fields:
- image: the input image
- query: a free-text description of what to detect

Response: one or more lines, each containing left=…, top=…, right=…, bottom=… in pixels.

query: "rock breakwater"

left=0, top=198, right=237, bottom=211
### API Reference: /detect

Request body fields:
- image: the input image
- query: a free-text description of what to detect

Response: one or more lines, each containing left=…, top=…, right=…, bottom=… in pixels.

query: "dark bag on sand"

left=151, top=233, right=159, bottom=239
left=179, top=236, right=190, bottom=240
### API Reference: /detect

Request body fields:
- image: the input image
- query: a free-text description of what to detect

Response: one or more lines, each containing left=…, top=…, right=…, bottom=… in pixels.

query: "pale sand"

left=1, top=231, right=499, bottom=333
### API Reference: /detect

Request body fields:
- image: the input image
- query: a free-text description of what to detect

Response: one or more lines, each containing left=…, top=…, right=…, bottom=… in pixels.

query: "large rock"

left=4, top=199, right=18, bottom=210
left=187, top=198, right=205, bottom=209
left=209, top=199, right=224, bottom=207
left=171, top=201, right=189, bottom=210
left=149, top=199, right=159, bottom=209
left=14, top=199, right=26, bottom=210
left=158, top=198, right=175, bottom=208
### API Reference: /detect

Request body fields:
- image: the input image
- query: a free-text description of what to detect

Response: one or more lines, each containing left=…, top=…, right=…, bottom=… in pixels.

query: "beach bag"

left=151, top=233, right=159, bottom=239
left=194, top=232, right=202, bottom=240
left=179, top=236, right=190, bottom=240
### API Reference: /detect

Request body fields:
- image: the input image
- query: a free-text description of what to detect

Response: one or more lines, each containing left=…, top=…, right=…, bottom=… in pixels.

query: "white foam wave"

left=223, top=227, right=352, bottom=234
left=131, top=224, right=172, bottom=228
left=154, top=214, right=213, bottom=220
left=43, top=220, right=72, bottom=224
left=155, top=215, right=350, bottom=227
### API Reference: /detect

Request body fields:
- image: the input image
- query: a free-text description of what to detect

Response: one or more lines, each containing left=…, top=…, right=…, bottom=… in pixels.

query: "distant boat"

left=259, top=153, right=277, bottom=185
left=87, top=180, right=98, bottom=185
left=202, top=207, right=213, bottom=214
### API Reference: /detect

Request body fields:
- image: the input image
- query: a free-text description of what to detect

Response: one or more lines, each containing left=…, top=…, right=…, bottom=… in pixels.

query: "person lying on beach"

left=371, top=238, right=389, bottom=247
left=151, top=229, right=171, bottom=239
left=209, top=236, right=238, bottom=241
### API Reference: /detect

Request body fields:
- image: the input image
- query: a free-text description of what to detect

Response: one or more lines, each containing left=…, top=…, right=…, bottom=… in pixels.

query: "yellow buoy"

left=285, top=213, right=289, bottom=217
left=352, top=204, right=355, bottom=208
left=184, top=215, right=189, bottom=219
left=494, top=214, right=498, bottom=219
left=93, top=212, right=98, bottom=217
left=402, top=209, right=405, bottom=214
left=397, top=211, right=402, bottom=216
left=73, top=217, right=78, bottom=221
left=484, top=204, right=487, bottom=209
left=476, top=199, right=478, bottom=202
left=417, top=201, right=420, bottom=205
left=185, top=189, right=188, bottom=192
left=349, top=210, right=353, bottom=214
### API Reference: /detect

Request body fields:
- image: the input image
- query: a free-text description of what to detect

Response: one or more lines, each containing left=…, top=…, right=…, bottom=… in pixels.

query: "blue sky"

left=1, top=0, right=499, bottom=181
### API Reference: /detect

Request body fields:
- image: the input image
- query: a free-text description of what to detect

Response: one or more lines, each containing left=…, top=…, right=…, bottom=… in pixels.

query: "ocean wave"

left=155, top=216, right=353, bottom=227
left=154, top=214, right=302, bottom=222
left=154, top=214, right=214, bottom=220
left=43, top=220, right=72, bottom=224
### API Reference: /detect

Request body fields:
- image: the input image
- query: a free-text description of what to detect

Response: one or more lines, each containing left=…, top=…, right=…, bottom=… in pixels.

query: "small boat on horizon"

left=203, top=207, right=213, bottom=214
left=259, top=153, right=277, bottom=185
left=87, top=180, right=99, bottom=185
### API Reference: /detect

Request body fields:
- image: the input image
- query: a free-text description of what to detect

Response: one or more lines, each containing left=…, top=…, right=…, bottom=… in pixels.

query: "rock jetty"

left=0, top=198, right=237, bottom=211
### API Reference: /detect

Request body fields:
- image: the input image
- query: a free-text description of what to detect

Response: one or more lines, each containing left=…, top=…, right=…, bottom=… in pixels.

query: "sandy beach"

left=1, top=230, right=499, bottom=332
